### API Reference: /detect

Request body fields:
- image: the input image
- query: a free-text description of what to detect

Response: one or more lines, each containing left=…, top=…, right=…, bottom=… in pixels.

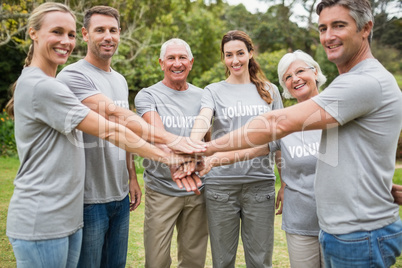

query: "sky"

left=225, top=0, right=312, bottom=27
left=226, top=0, right=270, bottom=13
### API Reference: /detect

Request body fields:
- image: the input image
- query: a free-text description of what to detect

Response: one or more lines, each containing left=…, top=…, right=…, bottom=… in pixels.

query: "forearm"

left=206, top=100, right=336, bottom=155
left=77, top=111, right=168, bottom=162
left=209, top=145, right=269, bottom=167
left=82, top=94, right=177, bottom=145
left=191, top=108, right=213, bottom=141
left=112, top=109, right=177, bottom=145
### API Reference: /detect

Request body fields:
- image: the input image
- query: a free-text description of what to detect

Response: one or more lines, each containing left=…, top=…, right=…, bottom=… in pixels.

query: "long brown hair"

left=221, top=30, right=273, bottom=104
left=5, top=2, right=75, bottom=118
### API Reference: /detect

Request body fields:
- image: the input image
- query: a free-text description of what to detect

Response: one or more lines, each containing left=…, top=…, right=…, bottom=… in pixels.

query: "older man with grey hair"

left=135, top=38, right=208, bottom=268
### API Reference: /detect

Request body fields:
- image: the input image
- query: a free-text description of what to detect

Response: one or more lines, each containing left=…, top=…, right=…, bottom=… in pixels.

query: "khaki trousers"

left=286, top=232, right=324, bottom=268
left=144, top=186, right=208, bottom=268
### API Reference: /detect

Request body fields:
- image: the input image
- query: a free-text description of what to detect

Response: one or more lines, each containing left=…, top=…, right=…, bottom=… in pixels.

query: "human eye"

left=318, top=26, right=327, bottom=33
left=334, top=23, right=344, bottom=28
left=284, top=75, right=292, bottom=82
left=225, top=53, right=232, bottom=58
left=296, top=68, right=306, bottom=75
left=69, top=33, right=76, bottom=39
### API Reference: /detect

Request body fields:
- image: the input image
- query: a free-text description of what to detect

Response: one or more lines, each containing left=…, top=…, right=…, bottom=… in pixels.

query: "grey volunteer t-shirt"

left=7, top=67, right=90, bottom=240
left=312, top=59, right=402, bottom=234
left=58, top=59, right=130, bottom=204
left=201, top=81, right=283, bottom=185
left=135, top=81, right=204, bottom=196
left=270, top=130, right=321, bottom=236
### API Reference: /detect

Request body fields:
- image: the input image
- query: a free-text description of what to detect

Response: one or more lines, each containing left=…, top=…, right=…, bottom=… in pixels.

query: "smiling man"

left=134, top=38, right=208, bottom=268
left=57, top=6, right=137, bottom=268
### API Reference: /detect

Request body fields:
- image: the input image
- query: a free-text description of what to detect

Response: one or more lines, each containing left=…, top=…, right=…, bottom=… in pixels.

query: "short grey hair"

left=316, top=0, right=374, bottom=44
left=278, top=50, right=327, bottom=99
left=159, top=38, right=193, bottom=61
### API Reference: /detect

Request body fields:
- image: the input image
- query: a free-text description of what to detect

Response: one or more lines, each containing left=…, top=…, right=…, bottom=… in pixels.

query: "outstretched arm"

left=76, top=110, right=187, bottom=166
left=205, top=99, right=338, bottom=156
left=81, top=94, right=206, bottom=154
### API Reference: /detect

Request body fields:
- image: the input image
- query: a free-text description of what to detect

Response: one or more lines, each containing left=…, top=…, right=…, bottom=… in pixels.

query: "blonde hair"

left=5, top=2, right=75, bottom=118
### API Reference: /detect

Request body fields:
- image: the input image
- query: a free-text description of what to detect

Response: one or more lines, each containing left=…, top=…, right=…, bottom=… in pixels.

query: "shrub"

left=0, top=110, right=17, bottom=157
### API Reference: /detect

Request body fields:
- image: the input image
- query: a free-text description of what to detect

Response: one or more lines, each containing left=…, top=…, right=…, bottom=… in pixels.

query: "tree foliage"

left=0, top=0, right=401, bottom=110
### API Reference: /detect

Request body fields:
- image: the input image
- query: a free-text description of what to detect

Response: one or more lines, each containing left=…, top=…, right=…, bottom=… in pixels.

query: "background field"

left=1, top=157, right=402, bottom=267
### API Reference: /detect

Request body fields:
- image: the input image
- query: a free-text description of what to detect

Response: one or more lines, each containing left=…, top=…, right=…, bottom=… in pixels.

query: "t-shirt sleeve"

left=200, top=86, right=215, bottom=111
left=57, top=69, right=100, bottom=101
left=270, top=84, right=284, bottom=110
left=269, top=140, right=281, bottom=153
left=32, top=79, right=90, bottom=135
left=312, top=73, right=381, bottom=125
left=134, top=89, right=157, bottom=117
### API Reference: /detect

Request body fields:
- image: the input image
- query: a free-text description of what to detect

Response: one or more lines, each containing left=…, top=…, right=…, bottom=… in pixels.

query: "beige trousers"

left=286, top=232, right=325, bottom=268
left=144, top=186, right=208, bottom=268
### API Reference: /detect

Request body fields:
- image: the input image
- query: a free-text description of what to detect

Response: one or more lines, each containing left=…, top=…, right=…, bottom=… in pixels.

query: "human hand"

left=275, top=184, right=285, bottom=215
left=391, top=184, right=402, bottom=205
left=167, top=136, right=207, bottom=155
left=170, top=160, right=204, bottom=195
left=129, top=178, right=142, bottom=211
left=175, top=173, right=203, bottom=195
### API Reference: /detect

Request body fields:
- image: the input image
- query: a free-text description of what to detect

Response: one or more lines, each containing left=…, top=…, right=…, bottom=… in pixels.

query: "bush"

left=0, top=110, right=17, bottom=157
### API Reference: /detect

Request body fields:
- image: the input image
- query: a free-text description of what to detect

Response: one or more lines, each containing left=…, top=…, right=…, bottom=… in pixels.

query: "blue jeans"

left=205, top=180, right=276, bottom=268
left=77, top=195, right=130, bottom=268
left=319, top=218, right=402, bottom=268
left=9, top=229, right=82, bottom=268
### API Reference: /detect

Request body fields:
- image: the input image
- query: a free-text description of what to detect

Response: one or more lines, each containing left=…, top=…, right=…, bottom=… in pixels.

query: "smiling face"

left=83, top=14, right=120, bottom=66
left=283, top=60, right=319, bottom=102
left=29, top=11, right=76, bottom=76
left=223, top=40, right=252, bottom=83
left=159, top=44, right=193, bottom=90
left=318, top=5, right=372, bottom=73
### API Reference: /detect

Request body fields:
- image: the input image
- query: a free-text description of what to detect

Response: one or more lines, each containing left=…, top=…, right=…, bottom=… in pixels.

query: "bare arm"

left=191, top=107, right=213, bottom=141
left=196, top=145, right=270, bottom=177
left=126, top=152, right=141, bottom=211
left=76, top=110, right=185, bottom=165
left=205, top=99, right=339, bottom=155
left=81, top=94, right=206, bottom=154
left=275, top=151, right=285, bottom=215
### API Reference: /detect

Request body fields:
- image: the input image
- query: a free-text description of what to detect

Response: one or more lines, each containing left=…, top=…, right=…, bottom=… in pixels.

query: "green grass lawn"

left=1, top=157, right=402, bottom=267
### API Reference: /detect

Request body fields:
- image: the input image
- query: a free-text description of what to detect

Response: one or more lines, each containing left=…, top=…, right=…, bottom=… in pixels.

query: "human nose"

left=104, top=30, right=112, bottom=40
left=173, top=58, right=182, bottom=66
left=292, top=73, right=301, bottom=82
left=233, top=55, right=239, bottom=64
left=60, top=34, right=71, bottom=44
left=323, top=28, right=336, bottom=42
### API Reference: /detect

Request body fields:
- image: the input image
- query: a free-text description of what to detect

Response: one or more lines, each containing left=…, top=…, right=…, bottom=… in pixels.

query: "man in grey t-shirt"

left=135, top=38, right=208, bottom=268
left=58, top=6, right=136, bottom=268
left=201, top=0, right=402, bottom=267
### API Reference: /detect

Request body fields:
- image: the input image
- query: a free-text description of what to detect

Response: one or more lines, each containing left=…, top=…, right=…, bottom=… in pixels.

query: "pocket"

left=321, top=231, right=371, bottom=266
left=255, top=189, right=275, bottom=203
left=83, top=203, right=95, bottom=213
left=205, top=190, right=229, bottom=203
left=378, top=230, right=402, bottom=267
